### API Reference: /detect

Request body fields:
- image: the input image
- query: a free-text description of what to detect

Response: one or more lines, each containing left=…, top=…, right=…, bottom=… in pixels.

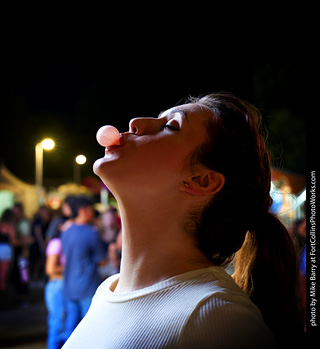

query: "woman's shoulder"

left=179, top=266, right=276, bottom=348
left=185, top=266, right=268, bottom=324
left=46, top=238, right=63, bottom=255
left=175, top=267, right=275, bottom=347
left=181, top=297, right=276, bottom=348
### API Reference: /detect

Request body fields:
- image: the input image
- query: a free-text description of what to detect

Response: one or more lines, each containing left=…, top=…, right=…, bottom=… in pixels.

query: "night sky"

left=0, top=45, right=307, bottom=187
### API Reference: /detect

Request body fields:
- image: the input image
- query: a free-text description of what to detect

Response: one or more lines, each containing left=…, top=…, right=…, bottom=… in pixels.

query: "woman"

left=63, top=93, right=304, bottom=348
left=45, top=223, right=67, bottom=349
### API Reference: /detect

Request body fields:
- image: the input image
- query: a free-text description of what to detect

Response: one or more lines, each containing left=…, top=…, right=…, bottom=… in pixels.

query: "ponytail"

left=189, top=93, right=305, bottom=346
left=233, top=213, right=305, bottom=347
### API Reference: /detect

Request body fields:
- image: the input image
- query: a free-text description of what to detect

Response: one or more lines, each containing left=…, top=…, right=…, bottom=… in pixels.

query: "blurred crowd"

left=288, top=212, right=306, bottom=329
left=0, top=198, right=306, bottom=348
left=0, top=196, right=122, bottom=349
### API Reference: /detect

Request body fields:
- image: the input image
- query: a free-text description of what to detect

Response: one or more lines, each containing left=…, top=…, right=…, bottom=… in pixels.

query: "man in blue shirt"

left=62, top=196, right=106, bottom=339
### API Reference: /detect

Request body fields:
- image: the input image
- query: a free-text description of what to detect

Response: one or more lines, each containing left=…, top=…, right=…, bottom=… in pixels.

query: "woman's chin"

left=93, top=157, right=120, bottom=191
left=93, top=157, right=104, bottom=176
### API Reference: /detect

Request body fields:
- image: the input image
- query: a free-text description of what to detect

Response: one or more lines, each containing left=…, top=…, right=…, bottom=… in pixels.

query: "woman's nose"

left=129, top=118, right=159, bottom=136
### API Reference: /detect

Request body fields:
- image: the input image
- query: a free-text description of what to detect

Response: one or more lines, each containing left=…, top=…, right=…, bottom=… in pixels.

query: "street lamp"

left=35, top=138, right=55, bottom=202
left=74, top=154, right=87, bottom=184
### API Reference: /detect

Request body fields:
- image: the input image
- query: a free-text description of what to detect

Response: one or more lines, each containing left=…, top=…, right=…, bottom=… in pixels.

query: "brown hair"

left=188, top=93, right=304, bottom=346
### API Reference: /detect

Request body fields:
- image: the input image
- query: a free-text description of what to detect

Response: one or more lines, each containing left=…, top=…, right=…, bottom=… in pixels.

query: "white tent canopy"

left=0, top=164, right=38, bottom=219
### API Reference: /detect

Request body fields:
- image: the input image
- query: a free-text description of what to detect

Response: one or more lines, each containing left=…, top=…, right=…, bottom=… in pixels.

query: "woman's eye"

left=162, top=124, right=179, bottom=131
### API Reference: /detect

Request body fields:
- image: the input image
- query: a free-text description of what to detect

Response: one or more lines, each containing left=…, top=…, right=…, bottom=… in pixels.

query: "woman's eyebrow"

left=158, top=109, right=188, bottom=122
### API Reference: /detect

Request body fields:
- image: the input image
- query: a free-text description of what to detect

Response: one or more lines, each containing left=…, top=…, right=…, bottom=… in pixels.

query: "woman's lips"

left=105, top=134, right=125, bottom=152
left=119, top=133, right=126, bottom=146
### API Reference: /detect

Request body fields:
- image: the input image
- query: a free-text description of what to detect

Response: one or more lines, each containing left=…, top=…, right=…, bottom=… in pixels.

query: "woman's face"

left=93, top=103, right=213, bottom=198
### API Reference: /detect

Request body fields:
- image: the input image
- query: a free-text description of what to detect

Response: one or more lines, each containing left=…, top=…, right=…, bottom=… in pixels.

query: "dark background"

left=0, top=41, right=307, bottom=187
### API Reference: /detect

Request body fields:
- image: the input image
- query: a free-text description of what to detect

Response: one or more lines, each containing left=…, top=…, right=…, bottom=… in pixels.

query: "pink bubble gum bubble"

left=96, top=125, right=121, bottom=147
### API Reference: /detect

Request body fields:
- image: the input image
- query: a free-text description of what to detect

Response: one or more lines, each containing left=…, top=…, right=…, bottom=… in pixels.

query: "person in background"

left=46, top=196, right=76, bottom=242
left=45, top=225, right=67, bottom=349
left=29, top=206, right=51, bottom=284
left=0, top=209, right=16, bottom=292
left=98, top=207, right=122, bottom=278
left=99, top=206, right=121, bottom=252
left=107, top=229, right=122, bottom=273
left=44, top=196, right=78, bottom=349
left=11, top=203, right=33, bottom=302
left=62, top=196, right=107, bottom=340
left=63, top=93, right=304, bottom=348
left=12, top=203, right=33, bottom=258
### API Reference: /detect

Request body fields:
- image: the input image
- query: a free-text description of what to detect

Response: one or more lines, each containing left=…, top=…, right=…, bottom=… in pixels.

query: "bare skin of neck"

left=113, top=193, right=213, bottom=294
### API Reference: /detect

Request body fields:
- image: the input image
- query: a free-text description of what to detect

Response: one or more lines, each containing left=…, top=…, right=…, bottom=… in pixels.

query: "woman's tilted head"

left=93, top=92, right=304, bottom=345
left=92, top=93, right=304, bottom=345
left=94, top=93, right=274, bottom=261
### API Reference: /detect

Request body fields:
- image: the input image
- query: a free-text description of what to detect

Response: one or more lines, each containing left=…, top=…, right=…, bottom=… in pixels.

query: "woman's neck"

left=114, top=198, right=213, bottom=293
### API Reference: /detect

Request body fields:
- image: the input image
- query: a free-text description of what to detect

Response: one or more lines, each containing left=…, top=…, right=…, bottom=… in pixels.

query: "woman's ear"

left=181, top=168, right=225, bottom=197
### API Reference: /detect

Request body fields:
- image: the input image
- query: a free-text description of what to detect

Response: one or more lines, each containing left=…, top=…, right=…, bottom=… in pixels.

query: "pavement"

left=0, top=282, right=47, bottom=349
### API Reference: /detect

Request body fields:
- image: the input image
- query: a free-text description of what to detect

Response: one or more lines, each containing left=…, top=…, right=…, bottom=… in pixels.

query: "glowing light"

left=41, top=138, right=55, bottom=150
left=76, top=155, right=87, bottom=165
